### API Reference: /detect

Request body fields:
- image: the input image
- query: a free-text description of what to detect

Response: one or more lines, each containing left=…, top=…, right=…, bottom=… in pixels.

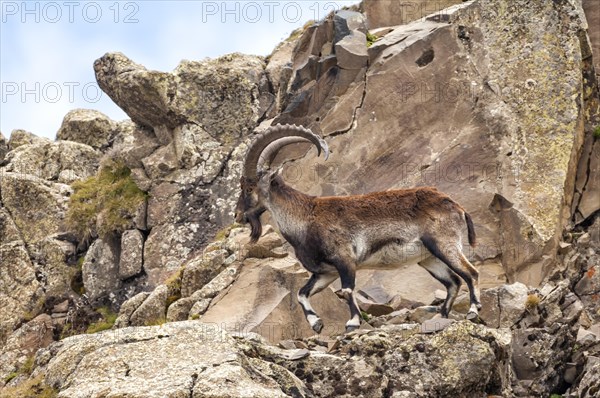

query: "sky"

left=1, top=0, right=359, bottom=140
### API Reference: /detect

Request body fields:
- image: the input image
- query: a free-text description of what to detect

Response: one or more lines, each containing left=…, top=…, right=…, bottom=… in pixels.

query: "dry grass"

left=525, top=294, right=541, bottom=310
left=0, top=374, right=57, bottom=398
left=66, top=160, right=147, bottom=240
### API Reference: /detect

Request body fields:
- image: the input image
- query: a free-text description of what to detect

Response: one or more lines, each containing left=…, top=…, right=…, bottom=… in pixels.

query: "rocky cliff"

left=1, top=0, right=600, bottom=397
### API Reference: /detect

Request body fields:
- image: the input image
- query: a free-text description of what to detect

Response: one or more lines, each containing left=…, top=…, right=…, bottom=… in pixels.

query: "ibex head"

left=235, top=125, right=329, bottom=242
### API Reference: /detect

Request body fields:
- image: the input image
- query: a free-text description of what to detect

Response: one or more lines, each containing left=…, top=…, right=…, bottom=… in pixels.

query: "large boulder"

left=81, top=238, right=120, bottom=303
left=128, top=285, right=167, bottom=326
left=7, top=129, right=48, bottom=149
left=119, top=229, right=144, bottom=280
left=94, top=52, right=271, bottom=143
left=2, top=140, right=100, bottom=183
left=110, top=120, right=160, bottom=169
left=0, top=172, right=70, bottom=245
left=0, top=208, right=43, bottom=345
left=200, top=255, right=349, bottom=343
left=39, top=321, right=306, bottom=397
left=274, top=0, right=591, bottom=286
left=245, top=321, right=512, bottom=397
left=56, top=109, right=117, bottom=150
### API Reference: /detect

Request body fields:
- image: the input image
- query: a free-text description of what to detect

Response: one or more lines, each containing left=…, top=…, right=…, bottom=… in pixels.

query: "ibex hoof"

left=345, top=325, right=359, bottom=333
left=466, top=310, right=481, bottom=323
left=312, top=319, right=324, bottom=334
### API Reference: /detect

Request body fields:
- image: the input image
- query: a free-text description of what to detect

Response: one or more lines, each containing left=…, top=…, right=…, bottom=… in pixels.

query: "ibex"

left=235, top=125, right=481, bottom=333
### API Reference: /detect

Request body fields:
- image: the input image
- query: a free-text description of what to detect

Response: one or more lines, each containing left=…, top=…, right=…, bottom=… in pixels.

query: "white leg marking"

left=468, top=303, right=479, bottom=314
left=297, top=294, right=316, bottom=313
left=307, top=314, right=320, bottom=327
left=346, top=315, right=360, bottom=328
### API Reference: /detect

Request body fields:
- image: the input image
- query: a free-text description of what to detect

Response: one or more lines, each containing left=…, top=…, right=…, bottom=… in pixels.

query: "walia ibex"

left=235, top=124, right=481, bottom=333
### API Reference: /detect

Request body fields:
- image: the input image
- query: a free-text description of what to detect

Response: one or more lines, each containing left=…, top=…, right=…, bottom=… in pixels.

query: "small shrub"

left=86, top=307, right=118, bottom=334
left=213, top=223, right=241, bottom=242
left=594, top=126, right=600, bottom=139
left=525, top=294, right=540, bottom=310
left=165, top=268, right=184, bottom=308
left=3, top=355, right=35, bottom=384
left=69, top=257, right=86, bottom=296
left=66, top=160, right=147, bottom=240
left=360, top=311, right=371, bottom=321
left=366, top=31, right=379, bottom=47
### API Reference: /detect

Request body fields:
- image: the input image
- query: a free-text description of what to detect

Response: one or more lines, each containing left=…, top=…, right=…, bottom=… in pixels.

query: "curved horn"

left=257, top=137, right=316, bottom=171
left=243, top=124, right=329, bottom=179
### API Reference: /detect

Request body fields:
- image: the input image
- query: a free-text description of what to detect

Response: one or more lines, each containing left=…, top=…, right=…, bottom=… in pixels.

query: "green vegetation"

left=593, top=126, right=600, bottom=139
left=66, top=160, right=147, bottom=240
left=366, top=31, right=379, bottom=47
left=549, top=394, right=563, bottom=398
left=0, top=374, right=58, bottom=398
left=86, top=307, right=118, bottom=334
left=69, top=256, right=86, bottom=296
left=3, top=355, right=35, bottom=384
left=213, top=223, right=241, bottom=242
left=360, top=311, right=371, bottom=321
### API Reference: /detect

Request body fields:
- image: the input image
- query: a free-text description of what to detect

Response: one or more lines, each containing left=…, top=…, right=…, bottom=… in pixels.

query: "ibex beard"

left=236, top=124, right=481, bottom=333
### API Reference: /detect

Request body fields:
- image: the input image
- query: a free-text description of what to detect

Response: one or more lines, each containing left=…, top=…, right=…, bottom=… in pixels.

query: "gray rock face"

left=0, top=208, right=43, bottom=345
left=363, top=0, right=464, bottom=29
left=180, top=249, right=228, bottom=297
left=82, top=238, right=120, bottom=302
left=91, top=51, right=271, bottom=288
left=110, top=120, right=160, bottom=169
left=0, top=314, right=53, bottom=387
left=478, top=282, right=529, bottom=328
left=510, top=282, right=582, bottom=396
left=275, top=0, right=590, bottom=286
left=114, top=292, right=150, bottom=328
left=119, top=229, right=144, bottom=280
left=333, top=10, right=367, bottom=45
left=3, top=140, right=99, bottom=183
left=0, top=132, right=7, bottom=161
left=335, top=31, right=369, bottom=70
left=0, top=174, right=71, bottom=246
left=94, top=52, right=269, bottom=141
left=40, top=322, right=304, bottom=398
left=56, top=109, right=116, bottom=150
left=143, top=223, right=204, bottom=286
left=568, top=360, right=600, bottom=398
left=129, top=285, right=167, bottom=326
left=7, top=129, right=48, bottom=149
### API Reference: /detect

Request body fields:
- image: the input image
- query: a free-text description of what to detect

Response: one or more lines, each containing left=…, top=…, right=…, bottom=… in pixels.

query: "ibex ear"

left=257, top=169, right=268, bottom=180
